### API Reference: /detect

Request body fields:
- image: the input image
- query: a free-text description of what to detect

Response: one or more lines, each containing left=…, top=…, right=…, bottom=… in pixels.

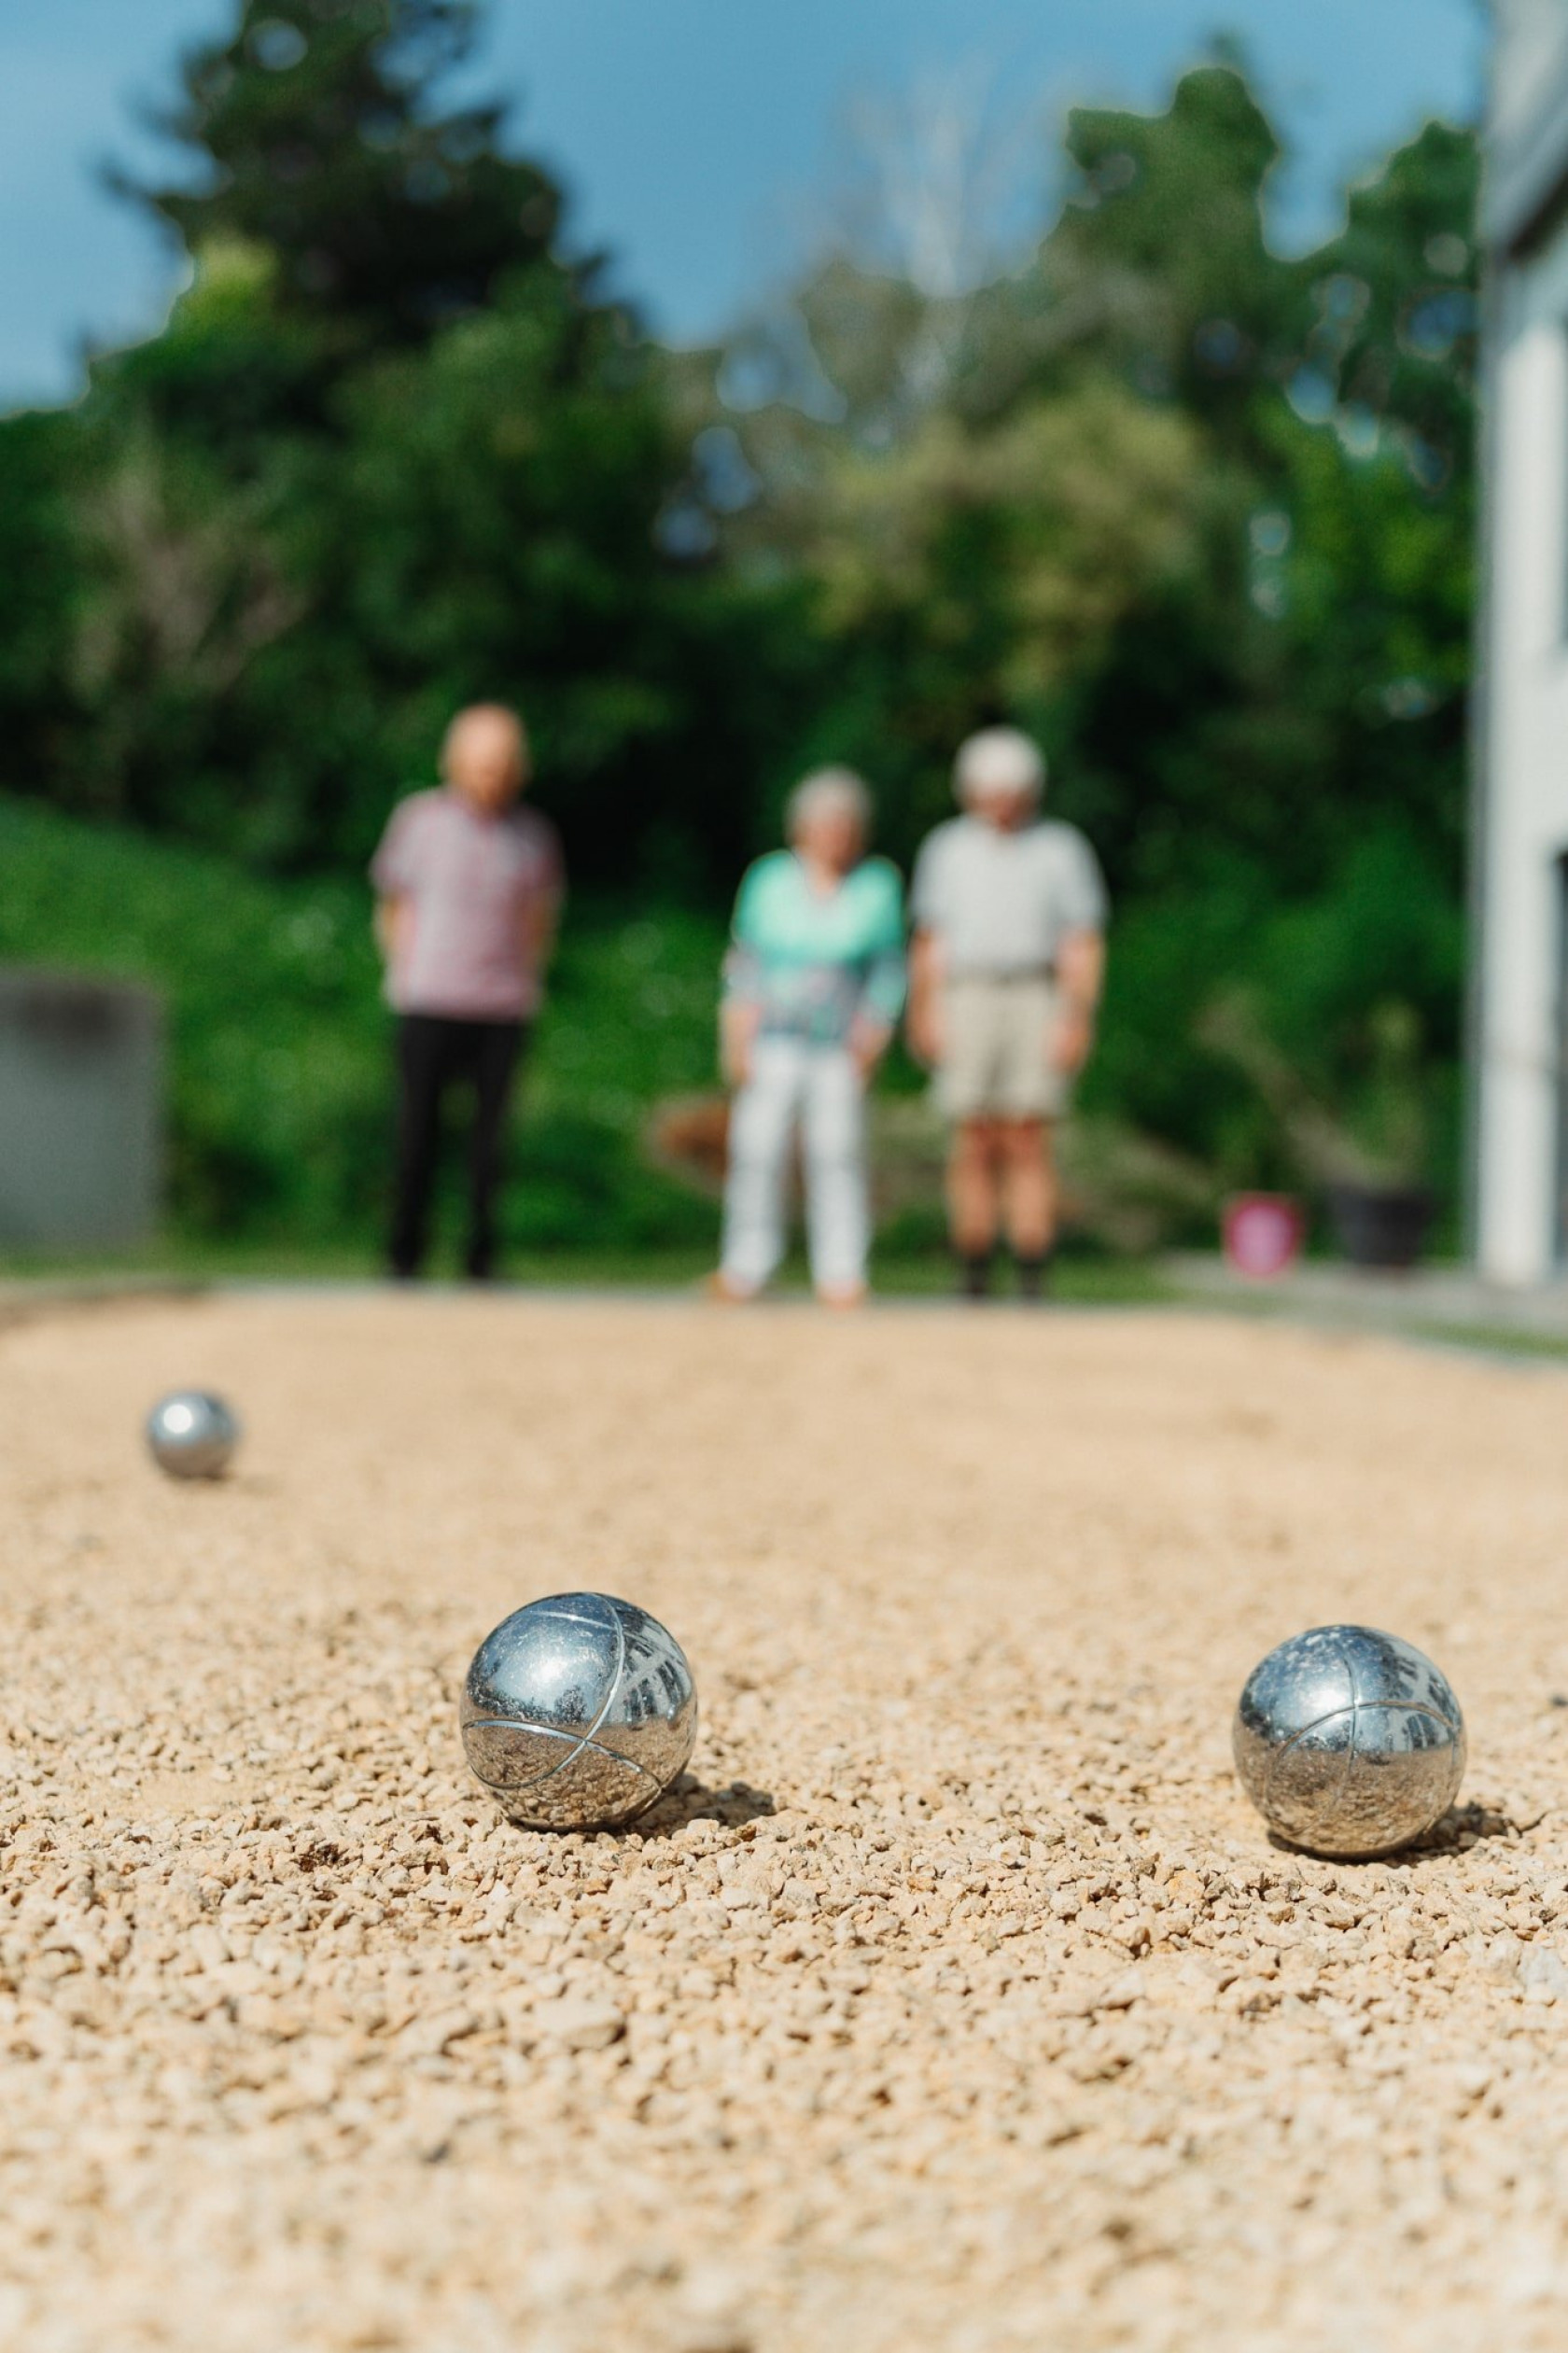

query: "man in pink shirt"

left=371, top=703, right=564, bottom=1280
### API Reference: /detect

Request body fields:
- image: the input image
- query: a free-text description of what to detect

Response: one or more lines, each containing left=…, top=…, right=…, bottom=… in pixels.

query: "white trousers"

left=721, top=1039, right=869, bottom=1293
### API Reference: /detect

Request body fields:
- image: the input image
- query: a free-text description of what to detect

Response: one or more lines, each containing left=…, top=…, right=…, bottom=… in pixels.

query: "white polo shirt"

left=910, top=815, right=1107, bottom=975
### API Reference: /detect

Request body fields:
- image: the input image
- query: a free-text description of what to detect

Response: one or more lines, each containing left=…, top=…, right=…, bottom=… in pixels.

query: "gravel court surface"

left=2, top=1294, right=1568, bottom=2352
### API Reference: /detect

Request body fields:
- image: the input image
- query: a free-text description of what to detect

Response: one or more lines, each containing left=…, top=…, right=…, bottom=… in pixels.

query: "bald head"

left=442, top=704, right=530, bottom=815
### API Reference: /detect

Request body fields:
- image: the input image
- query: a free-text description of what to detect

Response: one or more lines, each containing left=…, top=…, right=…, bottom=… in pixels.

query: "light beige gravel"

left=2, top=1293, right=1567, bottom=2353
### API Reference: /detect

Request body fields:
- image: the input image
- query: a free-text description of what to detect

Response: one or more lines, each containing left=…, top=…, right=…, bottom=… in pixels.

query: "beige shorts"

left=937, top=973, right=1068, bottom=1122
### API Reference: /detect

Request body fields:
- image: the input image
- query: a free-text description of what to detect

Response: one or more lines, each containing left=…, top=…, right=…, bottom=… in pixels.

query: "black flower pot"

left=1325, top=1184, right=1435, bottom=1270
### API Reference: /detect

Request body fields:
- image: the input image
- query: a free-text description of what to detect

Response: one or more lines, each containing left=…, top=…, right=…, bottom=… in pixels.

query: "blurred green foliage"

left=680, top=66, right=1477, bottom=1221
left=0, top=8, right=1482, bottom=1250
left=7, top=0, right=776, bottom=888
left=0, top=795, right=722, bottom=1258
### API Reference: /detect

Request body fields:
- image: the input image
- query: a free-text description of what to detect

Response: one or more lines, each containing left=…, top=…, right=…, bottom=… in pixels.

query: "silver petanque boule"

left=1233, top=1623, right=1465, bottom=1858
left=461, top=1591, right=697, bottom=1830
left=145, top=1390, right=241, bottom=1480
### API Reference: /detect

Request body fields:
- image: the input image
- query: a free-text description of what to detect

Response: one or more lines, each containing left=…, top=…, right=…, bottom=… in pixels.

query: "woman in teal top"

left=715, top=768, right=906, bottom=1306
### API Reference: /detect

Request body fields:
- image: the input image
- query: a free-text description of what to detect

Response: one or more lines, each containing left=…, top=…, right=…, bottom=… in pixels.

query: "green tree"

left=0, top=413, right=85, bottom=799
left=124, top=0, right=565, bottom=370
left=1045, top=62, right=1295, bottom=434
left=1059, top=111, right=1477, bottom=900
left=682, top=62, right=1477, bottom=1223
left=16, top=0, right=744, bottom=878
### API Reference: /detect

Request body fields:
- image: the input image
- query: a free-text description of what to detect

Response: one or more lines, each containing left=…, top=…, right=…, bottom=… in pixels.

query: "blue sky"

left=4, top=0, right=1487, bottom=409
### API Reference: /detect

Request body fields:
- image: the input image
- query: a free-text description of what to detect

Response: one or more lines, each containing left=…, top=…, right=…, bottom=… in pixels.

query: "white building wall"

left=1492, top=0, right=1568, bottom=145
left=1478, top=230, right=1568, bottom=1282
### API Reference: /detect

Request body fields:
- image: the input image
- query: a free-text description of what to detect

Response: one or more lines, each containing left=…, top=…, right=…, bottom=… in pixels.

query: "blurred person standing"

left=714, top=769, right=905, bottom=1308
left=907, top=728, right=1107, bottom=1301
left=371, top=703, right=563, bottom=1282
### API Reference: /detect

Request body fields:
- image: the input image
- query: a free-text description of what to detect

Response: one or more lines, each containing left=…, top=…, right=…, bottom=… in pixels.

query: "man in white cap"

left=907, top=727, right=1107, bottom=1299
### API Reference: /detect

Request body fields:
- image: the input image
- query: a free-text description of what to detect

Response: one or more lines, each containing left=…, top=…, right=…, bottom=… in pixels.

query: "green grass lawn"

left=0, top=1227, right=1176, bottom=1305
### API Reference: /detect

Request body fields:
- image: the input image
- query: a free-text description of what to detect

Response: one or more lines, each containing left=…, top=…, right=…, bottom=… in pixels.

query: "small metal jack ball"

left=146, top=1391, right=241, bottom=1480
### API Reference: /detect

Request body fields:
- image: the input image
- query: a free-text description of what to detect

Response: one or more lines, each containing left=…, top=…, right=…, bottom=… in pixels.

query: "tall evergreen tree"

left=35, top=0, right=730, bottom=874
left=1048, top=63, right=1295, bottom=433
left=125, top=0, right=567, bottom=360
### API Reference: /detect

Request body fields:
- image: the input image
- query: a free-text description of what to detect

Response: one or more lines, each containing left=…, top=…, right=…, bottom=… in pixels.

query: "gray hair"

left=954, top=726, right=1045, bottom=806
left=785, top=765, right=874, bottom=843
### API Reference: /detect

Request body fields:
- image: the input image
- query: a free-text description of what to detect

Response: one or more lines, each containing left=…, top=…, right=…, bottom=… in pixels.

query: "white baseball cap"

left=954, top=727, right=1045, bottom=805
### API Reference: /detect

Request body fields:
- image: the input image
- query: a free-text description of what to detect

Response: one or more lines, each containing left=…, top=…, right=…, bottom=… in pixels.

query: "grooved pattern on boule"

left=460, top=1590, right=697, bottom=1830
left=1234, top=1624, right=1465, bottom=1857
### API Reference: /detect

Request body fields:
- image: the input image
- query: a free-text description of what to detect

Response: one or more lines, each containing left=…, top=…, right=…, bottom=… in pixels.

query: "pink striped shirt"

left=371, top=790, right=564, bottom=1020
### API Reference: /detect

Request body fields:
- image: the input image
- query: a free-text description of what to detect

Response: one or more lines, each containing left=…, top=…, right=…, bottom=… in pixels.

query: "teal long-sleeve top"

left=723, top=851, right=907, bottom=1046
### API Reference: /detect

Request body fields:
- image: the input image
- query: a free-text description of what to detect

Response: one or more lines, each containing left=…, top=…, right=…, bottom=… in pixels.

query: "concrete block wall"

left=0, top=969, right=162, bottom=1249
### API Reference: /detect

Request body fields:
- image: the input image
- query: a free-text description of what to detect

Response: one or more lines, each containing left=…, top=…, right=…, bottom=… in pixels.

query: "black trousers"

left=390, top=1014, right=525, bottom=1279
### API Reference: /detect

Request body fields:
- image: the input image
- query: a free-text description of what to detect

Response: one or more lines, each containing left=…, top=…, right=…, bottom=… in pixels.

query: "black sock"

left=959, top=1250, right=994, bottom=1299
left=1015, top=1248, right=1055, bottom=1301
